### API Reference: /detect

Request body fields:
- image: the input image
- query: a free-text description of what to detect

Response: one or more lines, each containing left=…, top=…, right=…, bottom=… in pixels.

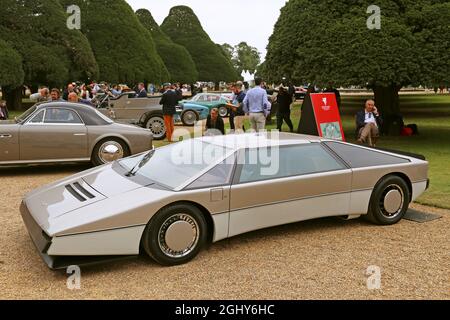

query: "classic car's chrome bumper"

left=20, top=201, right=135, bottom=270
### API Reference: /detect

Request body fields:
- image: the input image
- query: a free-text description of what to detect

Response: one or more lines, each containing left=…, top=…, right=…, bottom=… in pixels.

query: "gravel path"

left=0, top=164, right=448, bottom=300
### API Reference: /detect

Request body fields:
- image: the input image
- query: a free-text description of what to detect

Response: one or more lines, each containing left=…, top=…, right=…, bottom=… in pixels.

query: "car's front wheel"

left=181, top=110, right=199, bottom=126
left=365, top=175, right=410, bottom=225
left=91, top=138, right=130, bottom=166
left=141, top=204, right=208, bottom=266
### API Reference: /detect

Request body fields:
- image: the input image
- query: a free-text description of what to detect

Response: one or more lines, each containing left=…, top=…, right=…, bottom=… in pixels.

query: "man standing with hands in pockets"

left=243, top=78, right=271, bottom=132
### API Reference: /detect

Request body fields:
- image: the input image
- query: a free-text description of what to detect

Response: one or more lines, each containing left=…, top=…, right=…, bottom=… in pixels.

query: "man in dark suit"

left=0, top=100, right=8, bottom=120
left=136, top=83, right=148, bottom=98
left=356, top=99, right=383, bottom=147
left=205, top=108, right=225, bottom=136
left=159, top=84, right=180, bottom=142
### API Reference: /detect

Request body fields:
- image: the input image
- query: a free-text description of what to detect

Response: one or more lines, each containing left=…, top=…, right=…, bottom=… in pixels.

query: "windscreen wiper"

left=126, top=148, right=155, bottom=177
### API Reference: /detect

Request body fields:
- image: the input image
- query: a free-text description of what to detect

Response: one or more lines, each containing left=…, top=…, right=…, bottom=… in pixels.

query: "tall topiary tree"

left=161, top=6, right=239, bottom=82
left=136, top=9, right=198, bottom=84
left=60, top=0, right=169, bottom=85
left=0, top=40, right=24, bottom=89
left=263, top=0, right=450, bottom=122
left=0, top=0, right=99, bottom=109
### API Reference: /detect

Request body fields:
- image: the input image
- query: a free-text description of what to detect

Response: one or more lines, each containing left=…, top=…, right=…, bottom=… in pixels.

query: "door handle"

left=0, top=134, right=12, bottom=138
left=73, top=133, right=86, bottom=136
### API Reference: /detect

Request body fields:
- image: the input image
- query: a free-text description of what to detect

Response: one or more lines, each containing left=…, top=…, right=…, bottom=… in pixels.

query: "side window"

left=238, top=144, right=345, bottom=184
left=28, top=110, right=45, bottom=124
left=44, top=108, right=83, bottom=124
left=196, top=95, right=207, bottom=102
left=324, top=141, right=410, bottom=168
left=186, top=154, right=236, bottom=189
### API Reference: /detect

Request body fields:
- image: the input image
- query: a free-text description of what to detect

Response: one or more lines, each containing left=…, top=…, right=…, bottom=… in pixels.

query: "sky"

left=126, top=0, right=287, bottom=60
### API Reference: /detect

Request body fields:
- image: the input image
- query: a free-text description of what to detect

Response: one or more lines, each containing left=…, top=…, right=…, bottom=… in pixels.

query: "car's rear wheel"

left=91, top=138, right=130, bottom=166
left=365, top=175, right=410, bottom=225
left=141, top=204, right=208, bottom=266
left=181, top=110, right=199, bottom=126
left=145, top=114, right=166, bottom=140
left=218, top=106, right=229, bottom=117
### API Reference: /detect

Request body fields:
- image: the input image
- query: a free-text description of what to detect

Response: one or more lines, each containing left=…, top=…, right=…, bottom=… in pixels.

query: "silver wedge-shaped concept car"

left=20, top=133, right=429, bottom=269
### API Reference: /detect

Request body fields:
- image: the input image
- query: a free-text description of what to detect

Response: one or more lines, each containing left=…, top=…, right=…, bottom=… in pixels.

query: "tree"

left=222, top=42, right=261, bottom=77
left=60, top=0, right=169, bottom=85
left=263, top=0, right=450, bottom=127
left=0, top=0, right=99, bottom=109
left=136, top=9, right=198, bottom=84
left=0, top=40, right=24, bottom=89
left=161, top=6, right=239, bottom=82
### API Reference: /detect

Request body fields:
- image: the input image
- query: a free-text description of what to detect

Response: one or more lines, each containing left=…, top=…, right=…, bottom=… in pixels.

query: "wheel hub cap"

left=384, top=189, right=403, bottom=214
left=147, top=118, right=165, bottom=138
left=159, top=214, right=199, bottom=258
left=99, top=142, right=123, bottom=163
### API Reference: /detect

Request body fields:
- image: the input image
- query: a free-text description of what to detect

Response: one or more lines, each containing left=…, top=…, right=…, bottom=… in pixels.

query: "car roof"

left=34, top=102, right=110, bottom=125
left=200, top=132, right=324, bottom=150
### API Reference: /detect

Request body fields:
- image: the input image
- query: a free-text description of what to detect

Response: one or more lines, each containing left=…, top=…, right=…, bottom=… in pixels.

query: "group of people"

left=204, top=78, right=296, bottom=137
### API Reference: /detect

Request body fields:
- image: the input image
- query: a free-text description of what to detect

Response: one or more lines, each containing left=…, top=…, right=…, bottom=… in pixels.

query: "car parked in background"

left=0, top=102, right=153, bottom=166
left=177, top=93, right=232, bottom=126
left=93, top=92, right=166, bottom=140
left=295, top=86, right=308, bottom=100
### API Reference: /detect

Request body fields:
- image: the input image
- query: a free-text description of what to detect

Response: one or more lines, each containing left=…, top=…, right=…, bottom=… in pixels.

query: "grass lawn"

left=8, top=94, right=450, bottom=209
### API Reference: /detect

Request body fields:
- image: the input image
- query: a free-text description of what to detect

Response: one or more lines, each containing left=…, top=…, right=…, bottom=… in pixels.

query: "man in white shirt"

left=356, top=99, right=383, bottom=146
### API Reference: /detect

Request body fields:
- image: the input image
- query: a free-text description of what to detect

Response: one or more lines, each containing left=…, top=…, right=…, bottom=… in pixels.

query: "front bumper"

left=20, top=201, right=135, bottom=270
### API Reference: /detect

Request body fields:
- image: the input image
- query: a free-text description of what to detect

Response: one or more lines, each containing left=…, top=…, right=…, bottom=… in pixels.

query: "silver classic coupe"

left=0, top=102, right=153, bottom=166
left=20, top=133, right=429, bottom=269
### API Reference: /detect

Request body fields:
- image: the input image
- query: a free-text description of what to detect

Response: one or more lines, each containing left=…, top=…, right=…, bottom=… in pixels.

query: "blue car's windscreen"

left=119, top=140, right=231, bottom=189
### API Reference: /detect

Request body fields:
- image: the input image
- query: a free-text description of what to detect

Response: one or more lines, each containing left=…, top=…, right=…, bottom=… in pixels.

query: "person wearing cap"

left=159, top=83, right=179, bottom=142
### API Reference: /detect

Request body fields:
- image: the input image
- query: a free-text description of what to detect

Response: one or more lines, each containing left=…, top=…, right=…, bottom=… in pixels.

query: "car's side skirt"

left=227, top=193, right=351, bottom=238
left=0, top=158, right=91, bottom=165
left=47, top=225, right=146, bottom=256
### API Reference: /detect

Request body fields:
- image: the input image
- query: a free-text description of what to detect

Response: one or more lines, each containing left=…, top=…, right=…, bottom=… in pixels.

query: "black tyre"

left=141, top=204, right=208, bottom=266
left=91, top=138, right=130, bottom=166
left=144, top=113, right=166, bottom=140
left=365, top=175, right=410, bottom=225
left=181, top=110, right=199, bottom=126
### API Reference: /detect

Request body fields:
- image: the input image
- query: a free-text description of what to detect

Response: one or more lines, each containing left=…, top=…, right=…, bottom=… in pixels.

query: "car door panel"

left=0, top=124, right=20, bottom=162
left=229, top=170, right=352, bottom=237
left=20, top=124, right=88, bottom=161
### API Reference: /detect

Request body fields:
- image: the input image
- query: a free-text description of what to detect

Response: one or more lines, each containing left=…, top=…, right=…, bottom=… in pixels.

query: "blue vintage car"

left=176, top=93, right=231, bottom=126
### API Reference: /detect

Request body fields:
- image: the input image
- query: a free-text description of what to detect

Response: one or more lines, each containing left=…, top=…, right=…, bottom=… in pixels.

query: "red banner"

left=310, top=93, right=345, bottom=141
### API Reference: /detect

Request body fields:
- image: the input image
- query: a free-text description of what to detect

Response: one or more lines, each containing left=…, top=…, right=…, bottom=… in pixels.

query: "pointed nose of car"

left=22, top=164, right=143, bottom=232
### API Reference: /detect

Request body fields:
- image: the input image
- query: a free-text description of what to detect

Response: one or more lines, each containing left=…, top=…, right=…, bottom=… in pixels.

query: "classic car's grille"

left=20, top=202, right=52, bottom=254
left=65, top=182, right=96, bottom=202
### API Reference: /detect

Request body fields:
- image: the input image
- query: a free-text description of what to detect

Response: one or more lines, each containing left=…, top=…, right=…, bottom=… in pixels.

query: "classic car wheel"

left=181, top=110, right=199, bottom=127
left=145, top=115, right=166, bottom=140
left=365, top=175, right=410, bottom=225
left=91, top=138, right=129, bottom=166
left=218, top=106, right=229, bottom=117
left=142, top=204, right=208, bottom=266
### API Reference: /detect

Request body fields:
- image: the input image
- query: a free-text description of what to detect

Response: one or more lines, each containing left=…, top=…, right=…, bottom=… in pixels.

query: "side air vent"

left=65, top=182, right=96, bottom=202
left=73, top=182, right=95, bottom=199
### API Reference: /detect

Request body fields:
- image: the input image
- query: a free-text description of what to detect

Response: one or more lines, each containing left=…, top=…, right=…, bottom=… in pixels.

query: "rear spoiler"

left=370, top=146, right=426, bottom=161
